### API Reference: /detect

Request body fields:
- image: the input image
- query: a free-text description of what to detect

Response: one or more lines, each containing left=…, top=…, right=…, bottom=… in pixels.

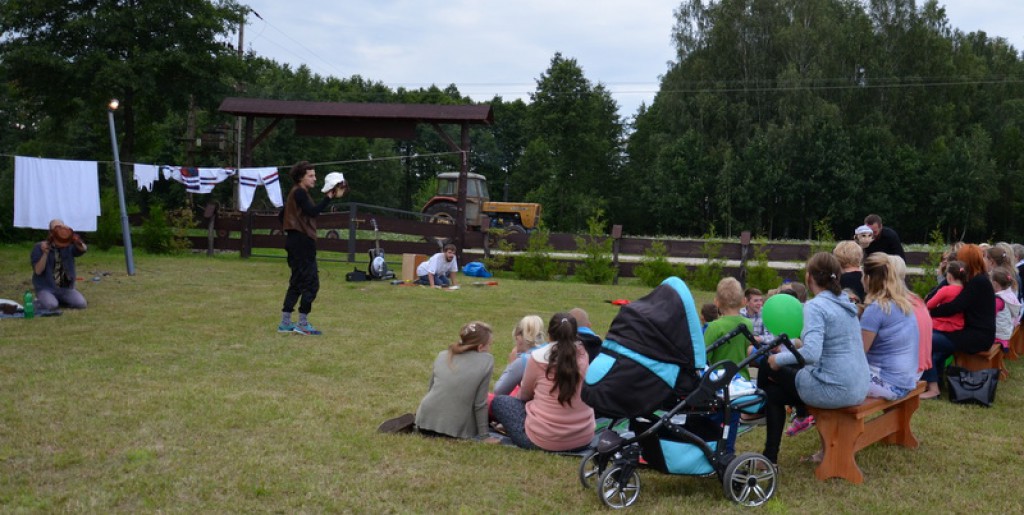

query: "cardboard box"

left=402, top=253, right=428, bottom=283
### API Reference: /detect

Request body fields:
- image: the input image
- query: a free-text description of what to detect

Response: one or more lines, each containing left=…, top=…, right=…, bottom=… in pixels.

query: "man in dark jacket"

left=863, top=214, right=905, bottom=261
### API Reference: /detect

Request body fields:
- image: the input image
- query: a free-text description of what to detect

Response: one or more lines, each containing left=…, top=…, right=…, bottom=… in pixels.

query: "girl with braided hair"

left=491, top=312, right=595, bottom=451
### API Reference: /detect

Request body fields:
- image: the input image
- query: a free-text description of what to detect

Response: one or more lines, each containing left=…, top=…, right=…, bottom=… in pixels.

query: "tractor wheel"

left=425, top=203, right=457, bottom=224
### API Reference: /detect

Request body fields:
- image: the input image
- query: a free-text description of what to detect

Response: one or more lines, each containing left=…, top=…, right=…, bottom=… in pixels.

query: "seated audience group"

left=381, top=214, right=1022, bottom=472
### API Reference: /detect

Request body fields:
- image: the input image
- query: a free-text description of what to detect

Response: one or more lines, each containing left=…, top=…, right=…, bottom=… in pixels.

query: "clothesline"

left=8, top=150, right=475, bottom=227
left=0, top=150, right=466, bottom=170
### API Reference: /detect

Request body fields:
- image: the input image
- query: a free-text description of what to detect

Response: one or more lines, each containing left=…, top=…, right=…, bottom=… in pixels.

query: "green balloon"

left=762, top=294, right=803, bottom=338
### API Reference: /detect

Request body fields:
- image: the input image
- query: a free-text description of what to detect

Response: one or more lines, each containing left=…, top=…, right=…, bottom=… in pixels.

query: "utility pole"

left=234, top=12, right=245, bottom=211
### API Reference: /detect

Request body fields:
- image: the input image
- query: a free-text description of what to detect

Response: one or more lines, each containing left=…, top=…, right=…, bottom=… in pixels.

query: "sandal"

left=377, top=413, right=416, bottom=434
left=920, top=391, right=941, bottom=400
left=785, top=415, right=815, bottom=437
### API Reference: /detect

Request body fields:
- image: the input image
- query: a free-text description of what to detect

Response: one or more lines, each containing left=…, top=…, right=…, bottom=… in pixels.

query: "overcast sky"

left=239, top=1, right=1024, bottom=119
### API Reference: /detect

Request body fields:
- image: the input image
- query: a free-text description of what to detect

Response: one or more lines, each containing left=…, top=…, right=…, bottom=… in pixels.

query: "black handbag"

left=946, top=366, right=999, bottom=407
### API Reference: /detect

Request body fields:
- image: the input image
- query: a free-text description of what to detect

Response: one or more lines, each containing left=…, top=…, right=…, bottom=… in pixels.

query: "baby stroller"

left=579, top=277, right=803, bottom=508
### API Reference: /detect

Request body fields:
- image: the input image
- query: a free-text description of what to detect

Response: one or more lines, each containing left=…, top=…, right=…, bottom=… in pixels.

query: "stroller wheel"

left=578, top=450, right=604, bottom=490
left=598, top=464, right=641, bottom=509
left=722, top=452, right=777, bottom=507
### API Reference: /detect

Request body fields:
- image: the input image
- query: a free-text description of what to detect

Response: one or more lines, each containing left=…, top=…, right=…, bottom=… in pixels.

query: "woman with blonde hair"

left=922, top=244, right=995, bottom=399
left=860, top=254, right=919, bottom=400
left=493, top=315, right=547, bottom=395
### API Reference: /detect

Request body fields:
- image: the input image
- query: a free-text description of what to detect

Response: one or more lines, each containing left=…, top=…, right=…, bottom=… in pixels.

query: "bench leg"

left=881, top=401, right=921, bottom=448
left=996, top=352, right=1009, bottom=381
left=812, top=411, right=864, bottom=484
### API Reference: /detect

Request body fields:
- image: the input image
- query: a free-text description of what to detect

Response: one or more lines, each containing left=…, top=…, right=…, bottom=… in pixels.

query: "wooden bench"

left=806, top=381, right=926, bottom=484
left=954, top=343, right=1008, bottom=381
left=1008, top=326, right=1023, bottom=361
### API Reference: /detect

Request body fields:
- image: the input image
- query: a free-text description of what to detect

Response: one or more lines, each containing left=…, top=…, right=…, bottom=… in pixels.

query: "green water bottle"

left=23, top=290, right=34, bottom=319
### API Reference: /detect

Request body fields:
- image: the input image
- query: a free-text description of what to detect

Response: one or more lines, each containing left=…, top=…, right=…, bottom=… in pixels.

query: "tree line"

left=2, top=0, right=1022, bottom=245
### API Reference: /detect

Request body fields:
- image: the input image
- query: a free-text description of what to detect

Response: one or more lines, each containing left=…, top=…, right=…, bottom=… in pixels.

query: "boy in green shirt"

left=704, top=277, right=754, bottom=380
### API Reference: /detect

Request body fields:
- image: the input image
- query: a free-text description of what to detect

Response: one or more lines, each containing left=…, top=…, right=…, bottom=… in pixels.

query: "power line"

left=244, top=12, right=349, bottom=78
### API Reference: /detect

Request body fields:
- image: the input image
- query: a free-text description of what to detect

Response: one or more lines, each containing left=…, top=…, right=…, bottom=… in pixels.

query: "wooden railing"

left=183, top=203, right=931, bottom=279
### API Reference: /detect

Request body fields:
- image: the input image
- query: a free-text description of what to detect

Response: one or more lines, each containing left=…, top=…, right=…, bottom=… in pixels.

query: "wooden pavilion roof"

left=218, top=97, right=492, bottom=139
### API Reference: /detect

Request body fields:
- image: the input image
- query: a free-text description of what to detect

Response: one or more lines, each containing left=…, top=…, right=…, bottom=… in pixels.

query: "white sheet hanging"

left=133, top=163, right=161, bottom=192
left=238, top=167, right=284, bottom=211
left=164, top=166, right=236, bottom=194
left=13, top=156, right=101, bottom=231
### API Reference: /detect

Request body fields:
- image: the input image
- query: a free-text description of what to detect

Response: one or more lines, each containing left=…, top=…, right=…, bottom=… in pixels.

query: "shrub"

left=513, top=226, right=566, bottom=281
left=909, top=228, right=945, bottom=298
left=573, top=211, right=615, bottom=284
left=810, top=217, right=836, bottom=255
left=745, top=242, right=781, bottom=292
left=634, top=241, right=677, bottom=288
left=480, top=228, right=515, bottom=272
left=139, top=204, right=193, bottom=254
left=93, top=189, right=122, bottom=251
left=690, top=225, right=725, bottom=291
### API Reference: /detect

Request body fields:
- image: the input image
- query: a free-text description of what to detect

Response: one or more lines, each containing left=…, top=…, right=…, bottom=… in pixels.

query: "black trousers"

left=282, top=231, right=319, bottom=314
left=757, top=362, right=803, bottom=463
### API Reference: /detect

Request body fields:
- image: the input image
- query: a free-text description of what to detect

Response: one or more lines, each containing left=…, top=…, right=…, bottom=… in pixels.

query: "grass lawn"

left=1, top=244, right=1022, bottom=513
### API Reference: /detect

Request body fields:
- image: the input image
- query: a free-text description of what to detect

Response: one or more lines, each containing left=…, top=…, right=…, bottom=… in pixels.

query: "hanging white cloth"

left=164, top=166, right=236, bottom=194
left=238, top=167, right=284, bottom=211
left=13, top=156, right=100, bottom=231
left=133, top=163, right=161, bottom=192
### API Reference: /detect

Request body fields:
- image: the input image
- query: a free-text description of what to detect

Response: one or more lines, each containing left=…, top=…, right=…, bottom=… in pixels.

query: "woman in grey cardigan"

left=414, top=321, right=495, bottom=439
left=759, top=253, right=870, bottom=465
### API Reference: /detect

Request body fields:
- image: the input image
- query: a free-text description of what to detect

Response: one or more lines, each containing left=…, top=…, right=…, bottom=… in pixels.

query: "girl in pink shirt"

left=491, top=312, right=595, bottom=451
left=927, top=260, right=967, bottom=332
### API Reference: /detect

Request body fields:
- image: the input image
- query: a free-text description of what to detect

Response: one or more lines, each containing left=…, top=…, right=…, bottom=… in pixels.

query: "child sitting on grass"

left=700, top=303, right=719, bottom=333
left=740, top=287, right=770, bottom=344
left=704, top=277, right=754, bottom=380
left=704, top=278, right=755, bottom=444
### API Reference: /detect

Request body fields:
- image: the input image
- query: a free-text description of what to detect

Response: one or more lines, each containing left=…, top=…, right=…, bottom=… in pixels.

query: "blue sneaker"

left=293, top=322, right=322, bottom=336
left=277, top=322, right=295, bottom=334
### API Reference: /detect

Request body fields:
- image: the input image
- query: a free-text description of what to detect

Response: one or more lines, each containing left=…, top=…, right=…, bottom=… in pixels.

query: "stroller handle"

left=706, top=324, right=757, bottom=354
left=742, top=334, right=805, bottom=369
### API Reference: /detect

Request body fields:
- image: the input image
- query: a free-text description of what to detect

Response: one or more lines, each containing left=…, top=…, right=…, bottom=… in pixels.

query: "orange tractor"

left=421, top=172, right=542, bottom=233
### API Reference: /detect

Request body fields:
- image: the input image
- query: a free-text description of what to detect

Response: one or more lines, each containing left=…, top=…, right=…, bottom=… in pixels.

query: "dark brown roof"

left=218, top=97, right=492, bottom=125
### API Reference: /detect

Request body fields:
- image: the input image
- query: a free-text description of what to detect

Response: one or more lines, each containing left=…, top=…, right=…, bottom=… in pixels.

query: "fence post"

left=347, top=203, right=358, bottom=263
left=739, top=230, right=751, bottom=288
left=203, top=202, right=218, bottom=257
left=481, top=215, right=491, bottom=258
left=241, top=211, right=252, bottom=258
left=611, top=225, right=623, bottom=285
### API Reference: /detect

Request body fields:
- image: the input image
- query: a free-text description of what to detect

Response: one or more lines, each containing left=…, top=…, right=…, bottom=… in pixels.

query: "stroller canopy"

left=582, top=276, right=706, bottom=418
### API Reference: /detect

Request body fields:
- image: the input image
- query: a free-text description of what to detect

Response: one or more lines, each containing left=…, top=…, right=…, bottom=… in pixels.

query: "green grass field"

left=1, top=244, right=1022, bottom=513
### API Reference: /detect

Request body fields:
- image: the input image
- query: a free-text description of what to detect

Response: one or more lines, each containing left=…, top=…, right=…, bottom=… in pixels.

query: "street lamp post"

left=106, top=99, right=136, bottom=276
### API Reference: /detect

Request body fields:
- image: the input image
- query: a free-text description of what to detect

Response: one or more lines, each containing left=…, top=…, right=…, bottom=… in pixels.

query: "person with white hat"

left=30, top=218, right=88, bottom=310
left=854, top=225, right=874, bottom=249
left=278, top=162, right=346, bottom=335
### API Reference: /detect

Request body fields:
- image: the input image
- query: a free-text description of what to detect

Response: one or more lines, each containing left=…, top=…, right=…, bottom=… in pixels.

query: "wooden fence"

left=184, top=203, right=932, bottom=279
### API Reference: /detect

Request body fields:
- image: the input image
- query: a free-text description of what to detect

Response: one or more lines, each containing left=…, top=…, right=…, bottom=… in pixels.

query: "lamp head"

left=108, top=99, right=120, bottom=111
